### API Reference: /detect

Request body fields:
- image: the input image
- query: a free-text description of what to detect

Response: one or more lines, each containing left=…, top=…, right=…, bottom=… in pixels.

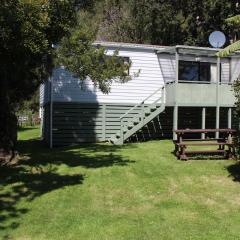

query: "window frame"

left=178, top=60, right=211, bottom=83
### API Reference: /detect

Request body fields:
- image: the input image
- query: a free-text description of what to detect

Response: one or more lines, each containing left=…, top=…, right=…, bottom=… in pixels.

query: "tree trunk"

left=0, top=74, right=17, bottom=161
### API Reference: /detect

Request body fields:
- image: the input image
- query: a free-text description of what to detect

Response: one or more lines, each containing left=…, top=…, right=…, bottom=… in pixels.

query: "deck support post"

left=173, top=48, right=179, bottom=140
left=173, top=105, right=178, bottom=140
left=201, top=107, right=206, bottom=139
left=216, top=106, right=220, bottom=138
left=215, top=56, right=221, bottom=139
left=175, top=49, right=179, bottom=83
left=228, top=107, right=232, bottom=129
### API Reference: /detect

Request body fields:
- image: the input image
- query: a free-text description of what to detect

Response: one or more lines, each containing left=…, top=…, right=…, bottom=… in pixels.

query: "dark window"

left=179, top=61, right=211, bottom=82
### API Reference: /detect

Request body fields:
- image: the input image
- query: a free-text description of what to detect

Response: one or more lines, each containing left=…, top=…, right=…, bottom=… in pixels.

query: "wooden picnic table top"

left=174, top=128, right=236, bottom=134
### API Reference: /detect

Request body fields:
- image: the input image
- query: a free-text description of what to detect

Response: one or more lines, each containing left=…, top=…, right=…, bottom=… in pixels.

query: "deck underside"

left=42, top=103, right=237, bottom=146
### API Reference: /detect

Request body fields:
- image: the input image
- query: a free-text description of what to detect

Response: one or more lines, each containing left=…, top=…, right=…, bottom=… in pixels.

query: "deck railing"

left=165, top=80, right=232, bottom=85
left=119, top=86, right=165, bottom=143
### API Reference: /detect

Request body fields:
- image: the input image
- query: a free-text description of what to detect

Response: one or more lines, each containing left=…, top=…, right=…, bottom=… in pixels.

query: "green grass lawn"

left=1, top=126, right=240, bottom=240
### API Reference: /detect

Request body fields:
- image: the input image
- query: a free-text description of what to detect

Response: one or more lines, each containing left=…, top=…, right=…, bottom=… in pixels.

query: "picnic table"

left=173, top=128, right=236, bottom=160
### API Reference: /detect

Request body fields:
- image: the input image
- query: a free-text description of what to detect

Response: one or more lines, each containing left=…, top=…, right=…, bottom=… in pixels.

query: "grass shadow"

left=0, top=136, right=135, bottom=236
left=17, top=126, right=37, bottom=132
left=226, top=162, right=240, bottom=182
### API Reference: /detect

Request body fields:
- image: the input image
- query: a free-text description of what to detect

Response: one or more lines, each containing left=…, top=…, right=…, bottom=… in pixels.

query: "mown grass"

left=1, top=126, right=240, bottom=240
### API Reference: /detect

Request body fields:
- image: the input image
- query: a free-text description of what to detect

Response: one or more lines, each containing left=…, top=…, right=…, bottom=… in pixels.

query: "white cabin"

left=40, top=42, right=240, bottom=147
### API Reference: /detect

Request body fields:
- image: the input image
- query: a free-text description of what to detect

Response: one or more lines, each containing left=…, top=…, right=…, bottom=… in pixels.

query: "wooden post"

left=201, top=107, right=206, bottom=139
left=173, top=105, right=178, bottom=140
left=216, top=57, right=220, bottom=139
left=228, top=107, right=232, bottom=129
left=102, top=104, right=106, bottom=141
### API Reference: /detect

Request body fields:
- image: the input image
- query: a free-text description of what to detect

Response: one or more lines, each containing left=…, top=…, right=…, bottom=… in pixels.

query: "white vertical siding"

left=158, top=54, right=176, bottom=83
left=221, top=61, right=230, bottom=83
left=40, top=81, right=51, bottom=105
left=231, top=57, right=240, bottom=82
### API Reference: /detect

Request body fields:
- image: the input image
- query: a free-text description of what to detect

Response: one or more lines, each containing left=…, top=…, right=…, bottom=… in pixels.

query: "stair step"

left=110, top=87, right=165, bottom=145
left=133, top=117, right=140, bottom=124
left=109, top=138, right=116, bottom=144
left=150, top=104, right=156, bottom=109
left=116, top=128, right=130, bottom=137
left=127, top=123, right=134, bottom=129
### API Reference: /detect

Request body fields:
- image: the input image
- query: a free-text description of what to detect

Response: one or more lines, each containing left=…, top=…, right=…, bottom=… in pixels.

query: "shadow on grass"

left=226, top=162, right=240, bottom=182
left=171, top=150, right=228, bottom=161
left=17, top=126, right=36, bottom=132
left=0, top=138, right=135, bottom=237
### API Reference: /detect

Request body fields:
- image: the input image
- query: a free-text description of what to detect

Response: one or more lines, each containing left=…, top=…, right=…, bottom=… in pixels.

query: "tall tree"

left=0, top=0, right=128, bottom=159
left=57, top=23, right=130, bottom=93
left=0, top=0, right=78, bottom=158
left=93, top=0, right=240, bottom=46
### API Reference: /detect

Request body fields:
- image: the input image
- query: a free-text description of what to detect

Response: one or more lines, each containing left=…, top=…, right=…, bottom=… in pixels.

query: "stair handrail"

left=119, top=86, right=165, bottom=120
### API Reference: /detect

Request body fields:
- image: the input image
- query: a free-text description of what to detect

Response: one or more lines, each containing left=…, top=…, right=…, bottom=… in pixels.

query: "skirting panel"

left=42, top=103, right=237, bottom=146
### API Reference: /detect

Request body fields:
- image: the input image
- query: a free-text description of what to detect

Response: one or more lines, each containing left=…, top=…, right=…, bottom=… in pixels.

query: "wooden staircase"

left=110, top=87, right=165, bottom=145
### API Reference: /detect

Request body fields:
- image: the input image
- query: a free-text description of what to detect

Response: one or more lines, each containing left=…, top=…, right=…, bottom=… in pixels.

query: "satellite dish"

left=208, top=31, right=226, bottom=48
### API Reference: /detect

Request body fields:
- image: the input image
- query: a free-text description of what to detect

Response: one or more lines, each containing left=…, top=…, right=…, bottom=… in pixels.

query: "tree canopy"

left=56, top=17, right=130, bottom=94
left=0, top=0, right=80, bottom=155
left=92, top=0, right=240, bottom=46
left=0, top=0, right=129, bottom=157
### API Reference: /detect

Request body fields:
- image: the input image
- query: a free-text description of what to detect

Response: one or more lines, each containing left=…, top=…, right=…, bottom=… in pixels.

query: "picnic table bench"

left=173, top=128, right=236, bottom=160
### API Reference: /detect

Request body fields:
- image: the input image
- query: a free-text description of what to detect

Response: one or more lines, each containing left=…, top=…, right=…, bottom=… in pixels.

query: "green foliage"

left=0, top=0, right=77, bottom=153
left=0, top=0, right=77, bottom=105
left=0, top=0, right=132, bottom=153
left=90, top=0, right=239, bottom=46
left=225, top=14, right=240, bottom=28
left=217, top=40, right=240, bottom=57
left=56, top=24, right=130, bottom=93
left=217, top=14, right=240, bottom=57
left=17, top=90, right=39, bottom=113
left=16, top=90, right=40, bottom=126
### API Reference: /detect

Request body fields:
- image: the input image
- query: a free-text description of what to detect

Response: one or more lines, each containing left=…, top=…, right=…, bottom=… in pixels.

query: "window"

left=179, top=61, right=211, bottom=82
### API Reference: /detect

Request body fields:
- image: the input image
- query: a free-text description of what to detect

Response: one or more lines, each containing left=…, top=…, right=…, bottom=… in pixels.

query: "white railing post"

left=141, top=103, right=144, bottom=127
left=120, top=118, right=124, bottom=144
